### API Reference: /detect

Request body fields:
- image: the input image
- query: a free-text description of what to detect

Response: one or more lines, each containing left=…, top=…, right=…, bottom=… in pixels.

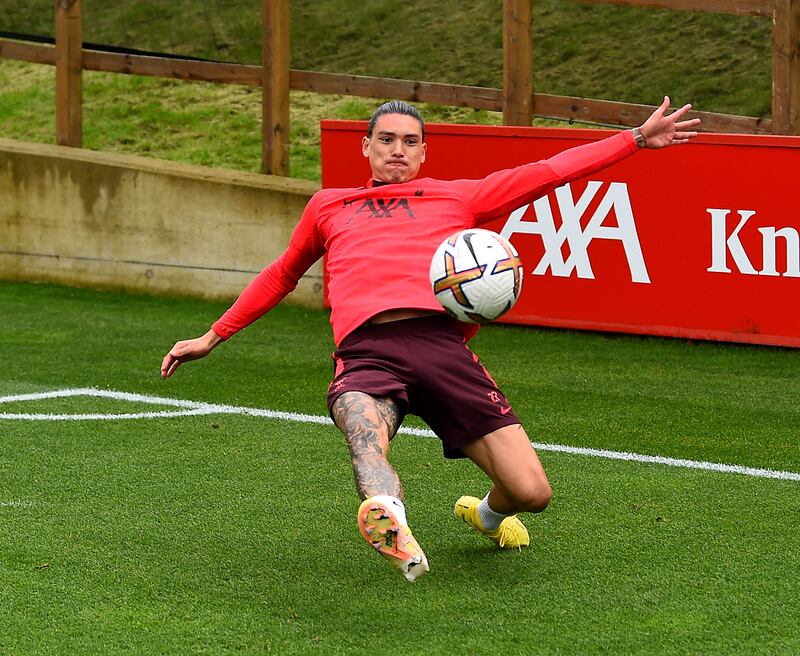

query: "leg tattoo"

left=332, top=392, right=403, bottom=500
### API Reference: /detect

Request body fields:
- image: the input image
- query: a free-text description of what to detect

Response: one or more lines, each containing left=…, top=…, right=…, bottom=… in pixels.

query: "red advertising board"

left=321, top=120, right=800, bottom=348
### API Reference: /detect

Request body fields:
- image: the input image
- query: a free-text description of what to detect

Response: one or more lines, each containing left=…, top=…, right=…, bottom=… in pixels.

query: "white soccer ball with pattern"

left=429, top=228, right=523, bottom=324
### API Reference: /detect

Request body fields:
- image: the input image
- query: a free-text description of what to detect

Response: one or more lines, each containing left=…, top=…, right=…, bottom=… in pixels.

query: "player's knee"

left=512, top=482, right=552, bottom=513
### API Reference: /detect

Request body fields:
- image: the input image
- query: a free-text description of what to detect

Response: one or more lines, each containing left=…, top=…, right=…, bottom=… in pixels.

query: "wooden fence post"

left=772, top=0, right=800, bottom=134
left=503, top=0, right=533, bottom=126
left=55, top=0, right=82, bottom=147
left=262, top=0, right=290, bottom=175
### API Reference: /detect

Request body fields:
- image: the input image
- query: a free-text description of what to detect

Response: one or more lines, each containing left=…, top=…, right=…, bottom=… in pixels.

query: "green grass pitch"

left=1, top=281, right=798, bottom=655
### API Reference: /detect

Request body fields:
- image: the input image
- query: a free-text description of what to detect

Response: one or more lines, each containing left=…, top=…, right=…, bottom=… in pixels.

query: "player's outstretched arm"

left=638, top=96, right=701, bottom=149
left=161, top=329, right=223, bottom=379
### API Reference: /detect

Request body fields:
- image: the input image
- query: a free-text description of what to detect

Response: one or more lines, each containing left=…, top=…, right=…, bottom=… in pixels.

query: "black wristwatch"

left=631, top=127, right=647, bottom=149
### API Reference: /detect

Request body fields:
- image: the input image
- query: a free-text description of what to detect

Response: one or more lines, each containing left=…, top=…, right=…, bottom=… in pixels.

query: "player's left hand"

left=640, top=96, right=701, bottom=148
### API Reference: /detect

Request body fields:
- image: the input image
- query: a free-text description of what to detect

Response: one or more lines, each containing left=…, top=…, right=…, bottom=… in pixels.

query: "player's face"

left=362, top=113, right=427, bottom=183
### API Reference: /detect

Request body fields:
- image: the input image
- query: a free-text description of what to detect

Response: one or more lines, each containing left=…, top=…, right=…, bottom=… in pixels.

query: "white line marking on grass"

left=0, top=388, right=331, bottom=423
left=534, top=443, right=800, bottom=482
left=0, top=501, right=33, bottom=508
left=2, top=388, right=799, bottom=483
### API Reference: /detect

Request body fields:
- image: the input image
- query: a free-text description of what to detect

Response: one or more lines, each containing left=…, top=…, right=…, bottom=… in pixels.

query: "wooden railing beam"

left=82, top=50, right=262, bottom=85
left=772, top=0, right=800, bottom=134
left=262, top=0, right=290, bottom=176
left=503, top=0, right=534, bottom=125
left=533, top=93, right=772, bottom=133
left=289, top=70, right=505, bottom=110
left=576, top=0, right=772, bottom=17
left=0, top=39, right=56, bottom=64
left=55, top=0, right=82, bottom=147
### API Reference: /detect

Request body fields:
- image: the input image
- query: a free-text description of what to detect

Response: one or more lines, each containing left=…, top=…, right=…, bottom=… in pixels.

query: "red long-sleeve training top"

left=212, top=130, right=638, bottom=346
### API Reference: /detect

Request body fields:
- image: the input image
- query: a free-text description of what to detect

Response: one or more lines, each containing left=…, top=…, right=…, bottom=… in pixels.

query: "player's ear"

left=420, top=142, right=427, bottom=163
left=361, top=136, right=370, bottom=157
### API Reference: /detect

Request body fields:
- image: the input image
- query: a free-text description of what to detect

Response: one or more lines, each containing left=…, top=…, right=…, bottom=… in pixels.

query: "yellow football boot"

left=454, top=495, right=530, bottom=549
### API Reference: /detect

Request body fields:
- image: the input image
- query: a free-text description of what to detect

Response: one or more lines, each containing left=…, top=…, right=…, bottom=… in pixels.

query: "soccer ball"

left=429, top=228, right=523, bottom=323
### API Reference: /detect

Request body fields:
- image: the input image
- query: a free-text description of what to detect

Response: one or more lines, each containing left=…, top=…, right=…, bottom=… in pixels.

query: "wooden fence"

left=0, top=0, right=797, bottom=175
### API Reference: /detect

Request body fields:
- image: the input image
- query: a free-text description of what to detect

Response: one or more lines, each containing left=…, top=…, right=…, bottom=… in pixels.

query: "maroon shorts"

left=326, top=315, right=521, bottom=458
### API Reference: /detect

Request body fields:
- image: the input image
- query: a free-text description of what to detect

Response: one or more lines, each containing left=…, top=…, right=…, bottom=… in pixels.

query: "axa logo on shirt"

left=347, top=198, right=416, bottom=219
left=500, top=181, right=651, bottom=284
left=706, top=208, right=800, bottom=278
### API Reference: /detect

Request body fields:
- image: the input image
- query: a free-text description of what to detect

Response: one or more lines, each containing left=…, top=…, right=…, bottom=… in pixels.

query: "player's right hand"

left=160, top=329, right=223, bottom=379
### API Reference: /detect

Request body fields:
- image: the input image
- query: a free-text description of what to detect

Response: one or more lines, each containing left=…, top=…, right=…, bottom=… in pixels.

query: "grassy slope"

left=0, top=0, right=773, bottom=113
left=0, top=1, right=772, bottom=180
